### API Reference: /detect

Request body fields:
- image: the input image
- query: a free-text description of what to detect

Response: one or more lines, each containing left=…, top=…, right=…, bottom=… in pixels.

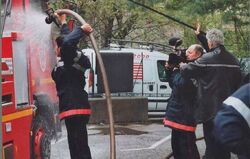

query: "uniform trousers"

left=203, top=119, right=230, bottom=159
left=65, top=115, right=91, bottom=159
left=171, top=129, right=200, bottom=159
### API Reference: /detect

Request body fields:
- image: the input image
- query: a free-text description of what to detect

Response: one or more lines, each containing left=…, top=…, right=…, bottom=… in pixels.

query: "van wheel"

left=31, top=115, right=51, bottom=159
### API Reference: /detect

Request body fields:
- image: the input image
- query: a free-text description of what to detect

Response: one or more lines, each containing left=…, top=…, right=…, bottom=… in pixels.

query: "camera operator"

left=163, top=52, right=201, bottom=159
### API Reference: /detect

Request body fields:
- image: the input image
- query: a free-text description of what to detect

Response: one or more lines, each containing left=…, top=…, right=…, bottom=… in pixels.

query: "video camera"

left=168, top=37, right=187, bottom=65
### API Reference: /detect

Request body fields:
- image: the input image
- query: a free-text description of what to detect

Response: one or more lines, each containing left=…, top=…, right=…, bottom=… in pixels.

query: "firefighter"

left=51, top=14, right=93, bottom=159
left=180, top=26, right=242, bottom=159
left=213, top=83, right=250, bottom=159
left=163, top=48, right=203, bottom=159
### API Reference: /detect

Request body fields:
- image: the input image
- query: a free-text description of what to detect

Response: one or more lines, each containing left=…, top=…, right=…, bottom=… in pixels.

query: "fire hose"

left=47, top=9, right=116, bottom=159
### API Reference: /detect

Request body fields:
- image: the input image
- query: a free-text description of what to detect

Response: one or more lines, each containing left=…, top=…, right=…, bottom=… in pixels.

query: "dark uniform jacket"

left=180, top=35, right=242, bottom=123
left=52, top=24, right=91, bottom=120
left=213, top=83, right=250, bottom=158
left=60, top=24, right=88, bottom=67
left=164, top=69, right=197, bottom=132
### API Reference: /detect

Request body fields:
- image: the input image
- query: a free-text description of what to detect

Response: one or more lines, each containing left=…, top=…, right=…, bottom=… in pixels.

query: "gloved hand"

left=81, top=23, right=93, bottom=34
left=55, top=13, right=67, bottom=25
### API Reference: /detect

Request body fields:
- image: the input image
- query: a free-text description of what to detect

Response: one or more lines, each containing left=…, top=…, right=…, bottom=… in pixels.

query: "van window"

left=157, top=60, right=168, bottom=82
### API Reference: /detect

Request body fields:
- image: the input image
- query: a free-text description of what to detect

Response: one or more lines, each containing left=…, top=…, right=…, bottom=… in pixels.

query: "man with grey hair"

left=180, top=27, right=242, bottom=159
left=206, top=28, right=225, bottom=51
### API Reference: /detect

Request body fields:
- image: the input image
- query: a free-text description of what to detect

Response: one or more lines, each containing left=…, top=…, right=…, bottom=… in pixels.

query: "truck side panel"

left=2, top=37, right=33, bottom=159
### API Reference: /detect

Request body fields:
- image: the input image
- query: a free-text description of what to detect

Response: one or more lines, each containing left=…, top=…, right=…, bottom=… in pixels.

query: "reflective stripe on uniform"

left=54, top=61, right=64, bottom=71
left=59, top=109, right=91, bottom=119
left=223, top=96, right=250, bottom=128
left=73, top=50, right=82, bottom=62
left=72, top=51, right=85, bottom=72
left=192, top=62, right=240, bottom=68
left=163, top=118, right=196, bottom=132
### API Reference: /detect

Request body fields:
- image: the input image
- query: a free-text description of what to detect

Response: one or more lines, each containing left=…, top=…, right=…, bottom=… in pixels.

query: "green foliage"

left=49, top=0, right=249, bottom=57
left=164, top=0, right=249, bottom=57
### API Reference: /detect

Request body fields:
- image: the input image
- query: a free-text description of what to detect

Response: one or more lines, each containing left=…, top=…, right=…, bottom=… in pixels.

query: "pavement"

left=52, top=121, right=191, bottom=159
left=51, top=120, right=237, bottom=159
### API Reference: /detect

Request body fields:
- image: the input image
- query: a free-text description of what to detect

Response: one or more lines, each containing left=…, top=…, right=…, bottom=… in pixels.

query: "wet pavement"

left=51, top=121, right=237, bottom=159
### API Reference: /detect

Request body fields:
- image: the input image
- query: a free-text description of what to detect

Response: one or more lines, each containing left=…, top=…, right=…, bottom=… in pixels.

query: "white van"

left=83, top=43, right=172, bottom=115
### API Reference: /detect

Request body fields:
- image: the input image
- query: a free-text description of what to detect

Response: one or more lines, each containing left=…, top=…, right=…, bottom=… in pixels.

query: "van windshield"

left=157, top=60, right=168, bottom=82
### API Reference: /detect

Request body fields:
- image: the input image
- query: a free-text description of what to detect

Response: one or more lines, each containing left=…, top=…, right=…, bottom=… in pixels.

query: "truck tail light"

left=2, top=59, right=13, bottom=76
left=11, top=32, right=22, bottom=41
left=2, top=62, right=9, bottom=71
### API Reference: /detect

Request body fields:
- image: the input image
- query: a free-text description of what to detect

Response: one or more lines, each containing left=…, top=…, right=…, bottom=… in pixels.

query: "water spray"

left=45, top=9, right=116, bottom=159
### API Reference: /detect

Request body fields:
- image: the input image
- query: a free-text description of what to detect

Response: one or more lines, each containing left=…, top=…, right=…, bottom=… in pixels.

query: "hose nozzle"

left=45, top=8, right=60, bottom=28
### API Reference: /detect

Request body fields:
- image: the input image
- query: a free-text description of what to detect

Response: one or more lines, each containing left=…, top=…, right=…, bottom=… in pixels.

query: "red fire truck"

left=2, top=0, right=60, bottom=158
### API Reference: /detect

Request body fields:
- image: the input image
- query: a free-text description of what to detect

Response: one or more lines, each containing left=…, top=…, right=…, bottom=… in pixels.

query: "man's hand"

left=195, top=23, right=201, bottom=35
left=55, top=13, right=67, bottom=25
left=165, top=62, right=176, bottom=70
left=179, top=62, right=187, bottom=68
left=173, top=67, right=179, bottom=71
left=165, top=62, right=169, bottom=69
left=81, top=23, right=93, bottom=34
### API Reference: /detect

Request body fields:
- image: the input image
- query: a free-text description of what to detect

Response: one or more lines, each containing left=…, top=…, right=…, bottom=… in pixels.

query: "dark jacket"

left=196, top=33, right=209, bottom=52
left=180, top=41, right=242, bottom=123
left=213, top=83, right=250, bottom=158
left=164, top=69, right=197, bottom=132
left=60, top=24, right=86, bottom=66
left=52, top=24, right=91, bottom=120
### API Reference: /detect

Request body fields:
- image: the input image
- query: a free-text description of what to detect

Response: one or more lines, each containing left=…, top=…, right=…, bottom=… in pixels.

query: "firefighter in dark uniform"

left=164, top=51, right=202, bottom=159
left=51, top=14, right=93, bottom=159
left=181, top=26, right=242, bottom=159
left=213, top=83, right=250, bottom=159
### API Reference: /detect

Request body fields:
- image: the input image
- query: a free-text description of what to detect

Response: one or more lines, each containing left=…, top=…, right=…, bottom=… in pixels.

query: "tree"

left=49, top=0, right=179, bottom=49
left=164, top=0, right=250, bottom=57
left=48, top=0, right=249, bottom=57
